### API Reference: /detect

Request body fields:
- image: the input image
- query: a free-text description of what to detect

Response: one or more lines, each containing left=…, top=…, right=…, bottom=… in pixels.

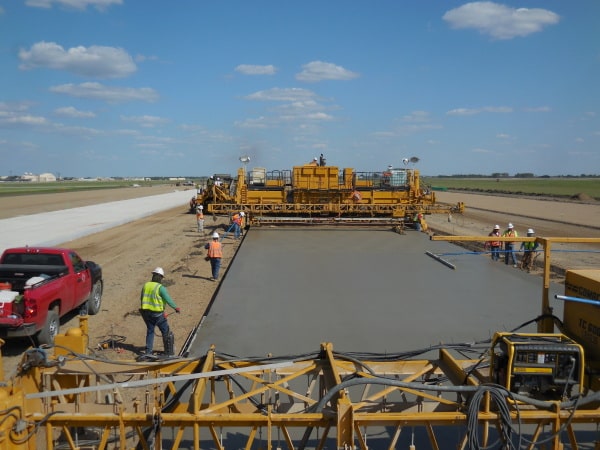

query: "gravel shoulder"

left=1, top=189, right=598, bottom=377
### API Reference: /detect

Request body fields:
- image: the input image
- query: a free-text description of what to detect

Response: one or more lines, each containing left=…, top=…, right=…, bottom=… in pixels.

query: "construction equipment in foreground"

left=0, top=238, right=600, bottom=449
left=193, top=162, right=464, bottom=226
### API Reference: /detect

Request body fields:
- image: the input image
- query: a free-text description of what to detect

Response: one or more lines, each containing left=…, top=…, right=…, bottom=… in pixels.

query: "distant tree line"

left=435, top=174, right=599, bottom=178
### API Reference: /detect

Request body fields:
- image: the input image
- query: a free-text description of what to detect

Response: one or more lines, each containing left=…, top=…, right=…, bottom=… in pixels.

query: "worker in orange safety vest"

left=232, top=211, right=245, bottom=239
left=487, top=224, right=502, bottom=261
left=205, top=232, right=223, bottom=281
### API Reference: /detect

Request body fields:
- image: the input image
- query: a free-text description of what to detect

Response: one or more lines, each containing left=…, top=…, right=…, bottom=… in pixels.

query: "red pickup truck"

left=0, top=247, right=103, bottom=345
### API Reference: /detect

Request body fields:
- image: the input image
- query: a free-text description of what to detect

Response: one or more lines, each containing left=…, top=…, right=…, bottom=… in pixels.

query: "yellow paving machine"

left=192, top=162, right=464, bottom=227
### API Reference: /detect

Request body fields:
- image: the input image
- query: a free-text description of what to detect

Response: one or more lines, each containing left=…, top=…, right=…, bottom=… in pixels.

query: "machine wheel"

left=84, top=280, right=103, bottom=315
left=37, top=306, right=59, bottom=346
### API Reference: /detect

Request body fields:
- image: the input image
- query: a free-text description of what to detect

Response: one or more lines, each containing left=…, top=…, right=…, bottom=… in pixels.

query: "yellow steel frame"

left=198, top=166, right=465, bottom=221
left=2, top=339, right=600, bottom=449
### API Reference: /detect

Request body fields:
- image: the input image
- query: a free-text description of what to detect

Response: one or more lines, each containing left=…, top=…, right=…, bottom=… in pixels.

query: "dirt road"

left=0, top=189, right=598, bottom=377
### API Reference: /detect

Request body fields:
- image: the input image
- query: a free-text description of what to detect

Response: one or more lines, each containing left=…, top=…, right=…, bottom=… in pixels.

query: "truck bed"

left=0, top=264, right=67, bottom=292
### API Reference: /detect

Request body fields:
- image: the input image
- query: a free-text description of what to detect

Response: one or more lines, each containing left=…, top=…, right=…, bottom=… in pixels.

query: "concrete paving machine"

left=193, top=162, right=464, bottom=227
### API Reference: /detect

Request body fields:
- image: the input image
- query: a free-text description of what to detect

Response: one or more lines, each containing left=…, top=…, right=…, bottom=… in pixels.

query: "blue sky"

left=1, top=1, right=598, bottom=178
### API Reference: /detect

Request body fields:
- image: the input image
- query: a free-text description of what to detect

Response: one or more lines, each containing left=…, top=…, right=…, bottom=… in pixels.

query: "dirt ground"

left=1, top=188, right=598, bottom=377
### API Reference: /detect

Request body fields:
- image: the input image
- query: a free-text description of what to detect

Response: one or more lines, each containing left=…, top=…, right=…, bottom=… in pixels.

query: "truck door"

left=69, top=252, right=91, bottom=308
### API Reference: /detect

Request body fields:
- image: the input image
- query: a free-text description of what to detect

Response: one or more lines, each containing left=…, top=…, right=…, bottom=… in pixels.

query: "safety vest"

left=489, top=231, right=501, bottom=246
left=196, top=211, right=204, bottom=220
left=502, top=229, right=517, bottom=243
left=524, top=241, right=537, bottom=251
left=140, top=281, right=165, bottom=312
left=233, top=214, right=242, bottom=225
left=207, top=241, right=223, bottom=258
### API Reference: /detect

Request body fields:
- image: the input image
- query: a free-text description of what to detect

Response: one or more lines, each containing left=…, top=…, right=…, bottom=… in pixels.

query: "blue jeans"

left=140, top=309, right=170, bottom=355
left=491, top=246, right=500, bottom=261
left=210, top=258, right=221, bottom=279
left=233, top=223, right=241, bottom=239
left=504, top=244, right=517, bottom=265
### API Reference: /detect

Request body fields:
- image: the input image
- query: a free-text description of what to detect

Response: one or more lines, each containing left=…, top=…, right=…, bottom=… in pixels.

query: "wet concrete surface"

left=190, top=227, right=562, bottom=358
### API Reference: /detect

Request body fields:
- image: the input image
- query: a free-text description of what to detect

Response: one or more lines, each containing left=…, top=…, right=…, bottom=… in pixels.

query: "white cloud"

left=25, top=0, right=122, bottom=10
left=0, top=114, right=49, bottom=127
left=245, top=87, right=316, bottom=102
left=54, top=106, right=96, bottom=118
left=19, top=41, right=136, bottom=78
left=496, top=133, right=510, bottom=139
left=50, top=82, right=159, bottom=103
left=443, top=2, right=559, bottom=40
left=447, top=106, right=512, bottom=116
left=235, top=117, right=269, bottom=129
left=402, top=111, right=431, bottom=123
left=472, top=147, right=493, bottom=153
left=235, top=64, right=277, bottom=75
left=296, top=61, right=359, bottom=82
left=121, top=115, right=170, bottom=128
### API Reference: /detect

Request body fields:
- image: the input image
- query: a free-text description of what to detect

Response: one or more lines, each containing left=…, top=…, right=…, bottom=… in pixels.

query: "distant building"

left=39, top=173, right=57, bottom=182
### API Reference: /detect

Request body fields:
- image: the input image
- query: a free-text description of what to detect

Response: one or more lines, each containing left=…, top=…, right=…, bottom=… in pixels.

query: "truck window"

left=70, top=252, right=85, bottom=273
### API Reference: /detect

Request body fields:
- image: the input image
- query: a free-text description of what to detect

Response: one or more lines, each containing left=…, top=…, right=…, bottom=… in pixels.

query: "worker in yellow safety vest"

left=139, top=267, right=180, bottom=356
left=502, top=223, right=519, bottom=267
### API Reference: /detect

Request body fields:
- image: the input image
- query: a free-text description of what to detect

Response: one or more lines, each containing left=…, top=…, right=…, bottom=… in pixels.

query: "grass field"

left=1, top=177, right=598, bottom=201
left=422, top=177, right=600, bottom=200
left=0, top=180, right=157, bottom=197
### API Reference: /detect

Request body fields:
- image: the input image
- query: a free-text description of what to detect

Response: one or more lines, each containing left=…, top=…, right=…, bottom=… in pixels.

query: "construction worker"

left=196, top=205, right=204, bottom=234
left=139, top=267, right=180, bottom=357
left=487, top=224, right=502, bottom=261
left=307, top=157, right=318, bottom=166
left=205, top=232, right=223, bottom=281
left=502, top=223, right=519, bottom=267
left=520, top=228, right=539, bottom=272
left=319, top=153, right=326, bottom=166
left=232, top=211, right=245, bottom=239
left=350, top=189, right=362, bottom=204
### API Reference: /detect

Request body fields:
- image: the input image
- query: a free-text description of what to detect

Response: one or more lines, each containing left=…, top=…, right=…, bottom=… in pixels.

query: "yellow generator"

left=196, top=162, right=464, bottom=225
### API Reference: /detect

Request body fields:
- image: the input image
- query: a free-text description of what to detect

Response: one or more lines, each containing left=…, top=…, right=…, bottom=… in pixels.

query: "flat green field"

left=0, top=180, right=155, bottom=197
left=1, top=178, right=598, bottom=201
left=422, top=177, right=600, bottom=200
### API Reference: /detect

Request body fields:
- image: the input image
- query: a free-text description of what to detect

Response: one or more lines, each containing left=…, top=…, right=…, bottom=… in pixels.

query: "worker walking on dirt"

left=232, top=211, right=245, bottom=239
left=139, top=267, right=180, bottom=357
left=519, top=228, right=539, bottom=272
left=487, top=225, right=502, bottom=261
left=502, top=223, right=519, bottom=267
left=205, top=232, right=223, bottom=281
left=196, top=205, right=204, bottom=234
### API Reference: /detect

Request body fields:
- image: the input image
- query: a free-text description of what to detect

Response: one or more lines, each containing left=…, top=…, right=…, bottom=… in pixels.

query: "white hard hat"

left=152, top=267, right=165, bottom=277
left=212, top=232, right=219, bottom=239
left=527, top=228, right=535, bottom=234
left=508, top=223, right=514, bottom=228
left=198, top=205, right=203, bottom=209
left=313, top=157, right=318, bottom=161
left=240, top=211, right=245, bottom=217
left=493, top=224, right=500, bottom=230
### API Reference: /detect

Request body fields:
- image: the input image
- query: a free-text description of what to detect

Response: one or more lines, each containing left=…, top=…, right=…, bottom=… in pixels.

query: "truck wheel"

left=85, top=280, right=103, bottom=315
left=37, top=306, right=59, bottom=346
